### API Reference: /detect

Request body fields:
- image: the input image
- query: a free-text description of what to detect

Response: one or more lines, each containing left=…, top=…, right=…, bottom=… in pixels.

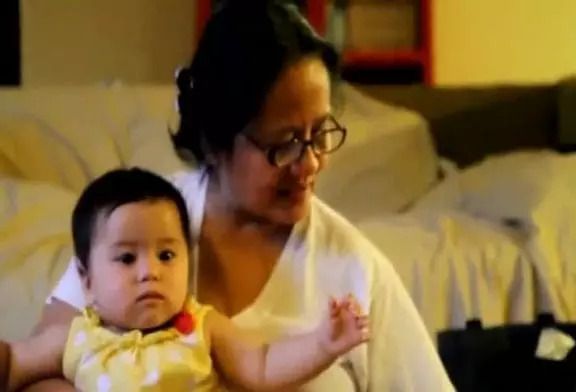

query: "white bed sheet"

left=358, top=211, right=535, bottom=341
left=315, top=85, right=438, bottom=223
left=407, top=150, right=576, bottom=327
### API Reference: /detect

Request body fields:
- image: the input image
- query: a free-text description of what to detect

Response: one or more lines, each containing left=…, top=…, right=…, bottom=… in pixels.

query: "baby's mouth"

left=137, top=291, right=165, bottom=302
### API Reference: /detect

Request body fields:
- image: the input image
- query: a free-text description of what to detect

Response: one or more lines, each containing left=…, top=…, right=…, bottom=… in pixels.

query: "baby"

left=1, top=168, right=369, bottom=392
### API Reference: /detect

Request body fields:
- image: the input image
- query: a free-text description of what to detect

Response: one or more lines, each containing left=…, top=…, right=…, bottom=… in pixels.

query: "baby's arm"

left=209, top=297, right=368, bottom=391
left=1, top=323, right=68, bottom=391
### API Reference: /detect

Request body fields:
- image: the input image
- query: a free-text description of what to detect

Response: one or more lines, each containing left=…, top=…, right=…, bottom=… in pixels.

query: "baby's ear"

left=76, top=261, right=94, bottom=304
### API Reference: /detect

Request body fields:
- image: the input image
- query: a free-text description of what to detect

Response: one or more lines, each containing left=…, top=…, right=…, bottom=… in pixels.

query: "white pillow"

left=411, top=158, right=463, bottom=213
left=0, top=179, right=76, bottom=340
left=457, top=150, right=560, bottom=226
left=315, top=84, right=438, bottom=221
left=0, top=113, right=91, bottom=191
left=127, top=116, right=189, bottom=176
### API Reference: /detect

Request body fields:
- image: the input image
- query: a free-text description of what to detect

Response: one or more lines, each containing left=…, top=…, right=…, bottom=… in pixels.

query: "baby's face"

left=82, top=200, right=189, bottom=331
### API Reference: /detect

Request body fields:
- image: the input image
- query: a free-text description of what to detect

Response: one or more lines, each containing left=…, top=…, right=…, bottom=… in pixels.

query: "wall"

left=21, top=0, right=576, bottom=87
left=434, top=0, right=576, bottom=85
left=20, top=0, right=195, bottom=86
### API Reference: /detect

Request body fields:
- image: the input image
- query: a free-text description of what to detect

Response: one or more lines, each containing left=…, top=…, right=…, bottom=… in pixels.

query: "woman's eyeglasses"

left=243, top=116, right=347, bottom=167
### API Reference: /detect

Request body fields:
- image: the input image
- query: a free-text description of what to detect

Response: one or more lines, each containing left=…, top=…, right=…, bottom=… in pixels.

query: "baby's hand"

left=318, top=294, right=370, bottom=357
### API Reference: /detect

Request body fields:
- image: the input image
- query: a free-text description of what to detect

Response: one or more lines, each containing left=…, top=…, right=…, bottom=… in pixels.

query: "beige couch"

left=0, top=84, right=436, bottom=341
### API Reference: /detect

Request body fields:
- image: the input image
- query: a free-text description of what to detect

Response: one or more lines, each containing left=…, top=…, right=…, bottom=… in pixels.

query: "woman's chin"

left=272, top=199, right=310, bottom=225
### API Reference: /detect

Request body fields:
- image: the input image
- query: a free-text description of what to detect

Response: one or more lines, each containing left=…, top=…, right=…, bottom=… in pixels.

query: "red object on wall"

left=195, top=0, right=433, bottom=85
left=195, top=0, right=212, bottom=47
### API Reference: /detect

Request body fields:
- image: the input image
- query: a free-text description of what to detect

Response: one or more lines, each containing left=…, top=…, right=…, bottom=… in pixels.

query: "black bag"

left=437, top=315, right=576, bottom=392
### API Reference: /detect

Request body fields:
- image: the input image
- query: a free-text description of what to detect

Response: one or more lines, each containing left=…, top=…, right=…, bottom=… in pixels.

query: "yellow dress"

left=62, top=298, right=221, bottom=392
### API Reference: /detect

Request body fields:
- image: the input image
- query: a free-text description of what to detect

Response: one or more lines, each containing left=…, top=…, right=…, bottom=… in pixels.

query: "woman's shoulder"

left=166, top=168, right=208, bottom=207
left=167, top=168, right=204, bottom=195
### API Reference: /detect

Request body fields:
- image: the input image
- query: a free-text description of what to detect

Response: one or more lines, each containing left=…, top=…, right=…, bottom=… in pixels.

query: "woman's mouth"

left=276, top=186, right=309, bottom=203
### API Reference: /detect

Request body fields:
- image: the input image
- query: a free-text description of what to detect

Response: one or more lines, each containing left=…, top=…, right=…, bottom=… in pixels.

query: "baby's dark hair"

left=72, top=168, right=191, bottom=273
left=172, top=0, right=339, bottom=164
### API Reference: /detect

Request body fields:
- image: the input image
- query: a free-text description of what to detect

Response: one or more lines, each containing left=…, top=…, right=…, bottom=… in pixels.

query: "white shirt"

left=50, top=169, right=454, bottom=392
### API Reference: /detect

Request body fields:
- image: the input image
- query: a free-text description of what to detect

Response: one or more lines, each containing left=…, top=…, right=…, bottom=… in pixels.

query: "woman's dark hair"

left=72, top=168, right=192, bottom=274
left=172, top=0, right=340, bottom=164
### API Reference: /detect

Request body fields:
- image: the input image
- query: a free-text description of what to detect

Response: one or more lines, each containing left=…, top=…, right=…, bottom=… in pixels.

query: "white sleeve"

left=368, top=258, right=455, bottom=392
left=47, top=258, right=86, bottom=310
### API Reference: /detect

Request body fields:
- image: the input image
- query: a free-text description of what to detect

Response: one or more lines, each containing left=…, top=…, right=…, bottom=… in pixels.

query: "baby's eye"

left=158, top=250, right=175, bottom=262
left=115, top=253, right=136, bottom=265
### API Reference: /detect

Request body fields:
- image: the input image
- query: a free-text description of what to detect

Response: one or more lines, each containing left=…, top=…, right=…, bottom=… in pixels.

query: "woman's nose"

left=291, top=144, right=321, bottom=179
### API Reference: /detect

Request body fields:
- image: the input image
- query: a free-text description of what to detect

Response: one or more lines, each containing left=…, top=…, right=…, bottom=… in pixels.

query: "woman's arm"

left=19, top=300, right=79, bottom=392
left=32, top=299, right=80, bottom=336
left=368, top=257, right=455, bottom=391
left=4, top=323, right=69, bottom=392
left=22, top=259, right=83, bottom=392
left=209, top=297, right=368, bottom=391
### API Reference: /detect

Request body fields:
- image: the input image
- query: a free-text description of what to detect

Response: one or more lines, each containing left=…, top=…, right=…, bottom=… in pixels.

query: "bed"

left=0, top=79, right=573, bottom=343
left=354, top=79, right=576, bottom=339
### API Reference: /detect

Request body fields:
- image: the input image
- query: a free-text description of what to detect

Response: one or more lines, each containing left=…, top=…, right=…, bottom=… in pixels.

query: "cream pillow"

left=127, top=116, right=189, bottom=176
left=0, top=178, right=75, bottom=340
left=0, top=86, right=139, bottom=192
left=0, top=114, right=90, bottom=192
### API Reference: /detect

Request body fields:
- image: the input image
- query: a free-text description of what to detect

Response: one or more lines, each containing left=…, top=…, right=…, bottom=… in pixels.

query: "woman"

left=25, top=1, right=454, bottom=391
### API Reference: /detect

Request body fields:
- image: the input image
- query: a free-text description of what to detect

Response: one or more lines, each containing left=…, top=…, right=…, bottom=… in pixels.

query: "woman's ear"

left=200, top=135, right=218, bottom=167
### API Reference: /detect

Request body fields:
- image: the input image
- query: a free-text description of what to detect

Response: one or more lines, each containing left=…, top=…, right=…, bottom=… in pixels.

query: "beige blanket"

left=0, top=179, right=75, bottom=340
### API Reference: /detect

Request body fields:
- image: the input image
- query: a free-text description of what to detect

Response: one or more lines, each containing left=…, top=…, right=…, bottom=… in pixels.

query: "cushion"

left=0, top=179, right=76, bottom=340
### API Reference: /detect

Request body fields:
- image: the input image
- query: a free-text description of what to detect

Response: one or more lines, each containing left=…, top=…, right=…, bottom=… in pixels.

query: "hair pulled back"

left=172, top=0, right=339, bottom=165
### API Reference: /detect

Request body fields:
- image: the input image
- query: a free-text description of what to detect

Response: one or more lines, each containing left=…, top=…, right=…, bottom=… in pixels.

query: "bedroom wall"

left=434, top=0, right=576, bottom=85
left=20, top=0, right=195, bottom=86
left=21, top=0, right=576, bottom=86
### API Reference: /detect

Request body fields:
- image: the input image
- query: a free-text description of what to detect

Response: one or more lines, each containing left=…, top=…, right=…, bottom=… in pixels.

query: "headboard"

left=355, top=83, right=563, bottom=168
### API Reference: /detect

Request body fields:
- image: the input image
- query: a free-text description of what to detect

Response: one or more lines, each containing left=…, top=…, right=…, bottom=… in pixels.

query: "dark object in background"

left=292, top=0, right=307, bottom=12
left=356, top=83, right=559, bottom=168
left=343, top=65, right=423, bottom=85
left=438, top=315, right=576, bottom=392
left=0, top=339, right=11, bottom=390
left=0, top=0, right=20, bottom=86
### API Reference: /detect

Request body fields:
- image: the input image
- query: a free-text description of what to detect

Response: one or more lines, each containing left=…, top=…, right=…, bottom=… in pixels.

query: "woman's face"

left=218, top=57, right=333, bottom=226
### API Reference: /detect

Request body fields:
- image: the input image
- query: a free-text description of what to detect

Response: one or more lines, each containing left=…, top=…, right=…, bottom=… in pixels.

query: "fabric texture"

left=63, top=298, right=218, bottom=392
left=412, top=151, right=576, bottom=321
left=315, top=84, right=438, bottom=222
left=0, top=179, right=75, bottom=340
left=358, top=211, right=535, bottom=341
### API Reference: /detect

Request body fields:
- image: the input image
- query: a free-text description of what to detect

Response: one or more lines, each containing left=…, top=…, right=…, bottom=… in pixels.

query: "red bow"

left=173, top=311, right=195, bottom=335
